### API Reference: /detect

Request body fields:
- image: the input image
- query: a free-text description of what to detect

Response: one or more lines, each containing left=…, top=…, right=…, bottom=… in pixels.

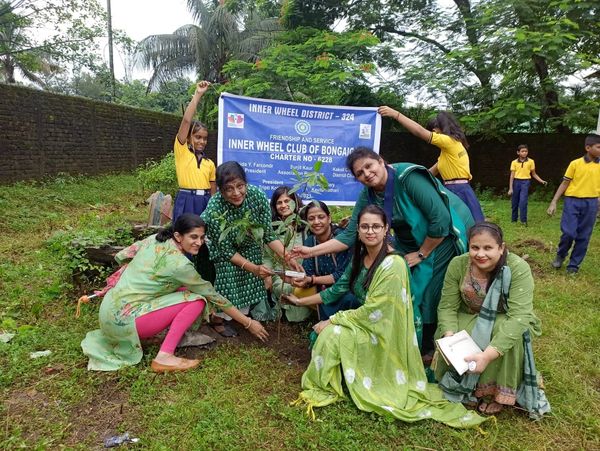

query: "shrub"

left=136, top=153, right=178, bottom=196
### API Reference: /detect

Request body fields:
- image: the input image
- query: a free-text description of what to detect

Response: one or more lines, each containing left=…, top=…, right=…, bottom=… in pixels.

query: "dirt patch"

left=4, top=372, right=139, bottom=450
left=512, top=238, right=551, bottom=252
left=176, top=320, right=312, bottom=367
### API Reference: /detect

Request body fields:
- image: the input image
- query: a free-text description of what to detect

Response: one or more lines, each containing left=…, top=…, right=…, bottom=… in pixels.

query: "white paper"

left=436, top=330, right=482, bottom=375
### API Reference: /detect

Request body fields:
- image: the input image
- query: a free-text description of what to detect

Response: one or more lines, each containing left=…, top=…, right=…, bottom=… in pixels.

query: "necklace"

left=468, top=264, right=488, bottom=299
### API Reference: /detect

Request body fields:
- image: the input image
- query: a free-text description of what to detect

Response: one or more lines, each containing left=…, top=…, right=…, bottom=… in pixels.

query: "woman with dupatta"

left=289, top=205, right=486, bottom=428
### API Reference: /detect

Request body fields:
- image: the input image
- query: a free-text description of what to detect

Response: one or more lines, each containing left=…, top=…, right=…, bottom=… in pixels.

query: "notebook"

left=435, top=330, right=482, bottom=375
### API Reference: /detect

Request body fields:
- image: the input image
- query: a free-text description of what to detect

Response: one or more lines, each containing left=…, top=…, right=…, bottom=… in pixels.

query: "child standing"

left=378, top=106, right=484, bottom=222
left=173, top=80, right=216, bottom=222
left=547, top=134, right=600, bottom=274
left=508, top=144, right=547, bottom=225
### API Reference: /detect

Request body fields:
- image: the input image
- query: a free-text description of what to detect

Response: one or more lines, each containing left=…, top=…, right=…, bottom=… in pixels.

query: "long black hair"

left=426, top=111, right=469, bottom=150
left=270, top=185, right=304, bottom=222
left=156, top=213, right=206, bottom=242
left=348, top=205, right=392, bottom=294
left=467, top=221, right=507, bottom=285
left=345, top=147, right=384, bottom=177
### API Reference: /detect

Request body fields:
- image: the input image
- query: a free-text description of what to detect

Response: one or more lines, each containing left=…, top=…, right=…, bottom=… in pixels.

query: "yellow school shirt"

left=174, top=138, right=216, bottom=189
left=563, top=156, right=600, bottom=198
left=429, top=132, right=472, bottom=181
left=510, top=158, right=536, bottom=179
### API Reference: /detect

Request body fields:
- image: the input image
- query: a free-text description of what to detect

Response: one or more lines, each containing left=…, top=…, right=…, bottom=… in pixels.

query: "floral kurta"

left=81, top=235, right=232, bottom=371
left=201, top=185, right=277, bottom=310
left=297, top=254, right=486, bottom=428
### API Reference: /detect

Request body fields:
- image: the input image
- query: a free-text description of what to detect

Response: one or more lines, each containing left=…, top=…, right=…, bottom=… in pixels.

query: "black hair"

left=300, top=200, right=331, bottom=221
left=584, top=133, right=600, bottom=147
left=345, top=147, right=383, bottom=176
left=425, top=111, right=469, bottom=150
left=270, top=186, right=304, bottom=221
left=188, top=120, right=208, bottom=139
left=517, top=144, right=528, bottom=151
left=467, top=221, right=507, bottom=286
left=216, top=161, right=247, bottom=189
left=348, top=205, right=391, bottom=294
left=156, top=213, right=206, bottom=242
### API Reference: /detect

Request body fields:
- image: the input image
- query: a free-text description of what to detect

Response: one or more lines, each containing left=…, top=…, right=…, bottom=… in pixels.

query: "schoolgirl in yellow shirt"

left=378, top=106, right=484, bottom=222
left=173, top=80, right=217, bottom=222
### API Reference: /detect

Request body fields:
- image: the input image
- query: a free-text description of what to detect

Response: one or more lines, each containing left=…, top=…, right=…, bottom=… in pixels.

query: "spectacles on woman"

left=359, top=223, right=384, bottom=233
left=222, top=182, right=247, bottom=195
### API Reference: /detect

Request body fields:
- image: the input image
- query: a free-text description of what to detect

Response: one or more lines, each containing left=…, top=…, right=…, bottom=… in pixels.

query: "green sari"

left=296, top=254, right=486, bottom=428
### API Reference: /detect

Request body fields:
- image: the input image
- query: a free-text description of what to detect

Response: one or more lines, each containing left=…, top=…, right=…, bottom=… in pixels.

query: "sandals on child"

left=209, top=317, right=238, bottom=337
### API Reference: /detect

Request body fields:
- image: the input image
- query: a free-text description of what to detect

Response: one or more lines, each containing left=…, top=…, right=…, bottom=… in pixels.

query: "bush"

left=136, top=153, right=178, bottom=196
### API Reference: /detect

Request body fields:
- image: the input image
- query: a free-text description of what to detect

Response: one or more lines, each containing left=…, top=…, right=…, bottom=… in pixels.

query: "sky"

left=108, top=0, right=195, bottom=79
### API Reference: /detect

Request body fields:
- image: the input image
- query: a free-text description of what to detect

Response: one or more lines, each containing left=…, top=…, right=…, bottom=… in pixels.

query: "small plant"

left=136, top=153, right=178, bottom=196
left=46, top=227, right=134, bottom=288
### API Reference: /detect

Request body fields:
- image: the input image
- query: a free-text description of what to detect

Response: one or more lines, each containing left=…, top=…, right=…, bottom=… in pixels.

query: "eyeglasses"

left=222, top=183, right=247, bottom=195
left=359, top=223, right=384, bottom=233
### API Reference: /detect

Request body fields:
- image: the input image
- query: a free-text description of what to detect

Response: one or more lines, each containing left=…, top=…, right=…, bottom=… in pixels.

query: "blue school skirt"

left=173, top=189, right=211, bottom=222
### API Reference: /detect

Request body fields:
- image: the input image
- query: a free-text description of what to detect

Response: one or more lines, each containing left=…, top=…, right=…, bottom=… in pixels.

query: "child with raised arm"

left=547, top=134, right=600, bottom=274
left=508, top=144, right=547, bottom=225
left=172, top=80, right=216, bottom=222
left=378, top=106, right=484, bottom=222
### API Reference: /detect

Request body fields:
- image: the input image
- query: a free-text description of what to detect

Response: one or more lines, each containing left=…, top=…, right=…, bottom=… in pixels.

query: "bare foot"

left=478, top=401, right=504, bottom=415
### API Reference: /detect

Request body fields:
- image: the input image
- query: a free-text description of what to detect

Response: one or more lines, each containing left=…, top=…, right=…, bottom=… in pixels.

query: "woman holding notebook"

left=434, top=222, right=549, bottom=418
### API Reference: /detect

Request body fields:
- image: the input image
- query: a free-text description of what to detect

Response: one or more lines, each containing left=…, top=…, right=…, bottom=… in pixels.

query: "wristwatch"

left=417, top=251, right=426, bottom=260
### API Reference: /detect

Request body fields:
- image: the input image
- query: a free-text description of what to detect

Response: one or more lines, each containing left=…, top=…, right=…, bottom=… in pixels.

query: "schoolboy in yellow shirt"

left=508, top=144, right=547, bottom=225
left=547, top=134, right=600, bottom=274
left=173, top=80, right=217, bottom=223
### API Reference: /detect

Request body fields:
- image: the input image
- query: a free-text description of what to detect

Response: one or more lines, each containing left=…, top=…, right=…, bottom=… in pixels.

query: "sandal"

left=209, top=316, right=238, bottom=337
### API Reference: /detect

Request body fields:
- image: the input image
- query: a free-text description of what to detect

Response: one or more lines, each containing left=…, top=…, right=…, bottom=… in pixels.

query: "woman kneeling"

left=434, top=222, right=549, bottom=418
left=291, top=205, right=485, bottom=428
left=81, top=214, right=268, bottom=372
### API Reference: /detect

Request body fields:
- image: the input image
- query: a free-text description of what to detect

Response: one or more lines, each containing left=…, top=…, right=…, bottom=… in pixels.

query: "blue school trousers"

left=511, top=179, right=531, bottom=223
left=557, top=197, right=598, bottom=271
left=173, top=189, right=211, bottom=223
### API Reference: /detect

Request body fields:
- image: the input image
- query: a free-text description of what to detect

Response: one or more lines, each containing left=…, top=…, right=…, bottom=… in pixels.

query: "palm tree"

left=135, top=0, right=281, bottom=90
left=0, top=0, right=58, bottom=84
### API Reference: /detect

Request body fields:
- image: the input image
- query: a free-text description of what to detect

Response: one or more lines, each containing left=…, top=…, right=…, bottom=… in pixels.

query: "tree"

left=135, top=0, right=281, bottom=90
left=222, top=27, right=381, bottom=106
left=340, top=0, right=600, bottom=133
left=0, top=0, right=109, bottom=86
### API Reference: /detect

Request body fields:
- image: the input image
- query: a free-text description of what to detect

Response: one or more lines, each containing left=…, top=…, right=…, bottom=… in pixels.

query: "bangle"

left=311, top=275, right=315, bottom=286
left=396, top=112, right=401, bottom=121
left=241, top=261, right=248, bottom=271
left=244, top=318, right=252, bottom=329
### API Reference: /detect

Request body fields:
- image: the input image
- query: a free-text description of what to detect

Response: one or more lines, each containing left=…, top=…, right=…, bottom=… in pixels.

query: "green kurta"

left=201, top=185, right=277, bottom=310
left=335, top=163, right=474, bottom=325
left=434, top=253, right=542, bottom=399
left=297, top=254, right=486, bottom=428
left=320, top=260, right=368, bottom=306
left=81, top=235, right=232, bottom=371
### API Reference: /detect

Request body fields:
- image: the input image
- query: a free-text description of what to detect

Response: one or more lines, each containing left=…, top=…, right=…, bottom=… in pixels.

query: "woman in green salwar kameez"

left=291, top=147, right=474, bottom=357
left=434, top=222, right=543, bottom=415
left=290, top=205, right=485, bottom=427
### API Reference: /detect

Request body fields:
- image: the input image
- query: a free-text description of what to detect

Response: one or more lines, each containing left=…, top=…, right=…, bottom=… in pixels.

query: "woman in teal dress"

left=434, top=222, right=547, bottom=417
left=81, top=214, right=269, bottom=372
left=291, top=147, right=474, bottom=357
left=201, top=162, right=290, bottom=330
left=291, top=200, right=358, bottom=320
left=288, top=205, right=485, bottom=428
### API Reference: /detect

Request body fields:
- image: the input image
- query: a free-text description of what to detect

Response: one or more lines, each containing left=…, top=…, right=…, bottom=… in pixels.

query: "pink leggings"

left=135, top=300, right=205, bottom=354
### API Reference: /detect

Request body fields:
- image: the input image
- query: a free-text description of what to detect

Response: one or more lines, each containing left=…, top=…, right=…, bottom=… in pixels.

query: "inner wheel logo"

left=295, top=120, right=311, bottom=135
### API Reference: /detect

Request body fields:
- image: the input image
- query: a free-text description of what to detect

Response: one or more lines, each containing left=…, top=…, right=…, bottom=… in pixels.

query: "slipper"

left=209, top=322, right=238, bottom=338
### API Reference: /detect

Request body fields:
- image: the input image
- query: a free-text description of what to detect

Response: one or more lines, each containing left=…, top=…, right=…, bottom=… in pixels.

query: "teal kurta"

left=336, top=163, right=474, bottom=325
left=81, top=235, right=233, bottom=371
left=201, top=185, right=277, bottom=310
left=297, top=254, right=486, bottom=428
left=434, top=253, right=542, bottom=401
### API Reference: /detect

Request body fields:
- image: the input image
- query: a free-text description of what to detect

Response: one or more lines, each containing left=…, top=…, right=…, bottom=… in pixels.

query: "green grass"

left=1, top=174, right=599, bottom=450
